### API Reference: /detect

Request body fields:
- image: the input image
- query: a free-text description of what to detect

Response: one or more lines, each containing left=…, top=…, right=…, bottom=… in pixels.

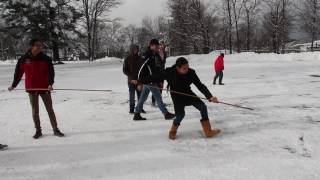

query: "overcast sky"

left=109, top=0, right=168, bottom=25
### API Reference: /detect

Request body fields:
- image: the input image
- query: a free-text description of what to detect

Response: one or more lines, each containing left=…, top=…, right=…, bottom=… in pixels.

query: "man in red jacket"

left=213, top=53, right=225, bottom=85
left=8, top=38, right=64, bottom=139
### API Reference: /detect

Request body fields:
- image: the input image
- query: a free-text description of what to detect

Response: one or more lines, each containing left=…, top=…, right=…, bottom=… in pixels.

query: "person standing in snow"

left=165, top=57, right=221, bottom=140
left=133, top=39, right=175, bottom=121
left=123, top=44, right=146, bottom=114
left=151, top=41, right=167, bottom=106
left=213, top=53, right=225, bottom=85
left=0, top=144, right=8, bottom=150
left=8, top=38, right=64, bottom=139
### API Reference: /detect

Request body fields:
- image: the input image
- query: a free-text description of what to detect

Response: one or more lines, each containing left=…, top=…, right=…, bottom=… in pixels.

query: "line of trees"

left=168, top=0, right=320, bottom=55
left=1, top=0, right=320, bottom=61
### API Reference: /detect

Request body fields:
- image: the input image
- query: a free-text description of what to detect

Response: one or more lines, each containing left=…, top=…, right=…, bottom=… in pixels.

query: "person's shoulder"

left=188, top=68, right=196, bottom=74
left=142, top=49, right=154, bottom=59
left=166, top=66, right=174, bottom=71
left=39, top=52, right=52, bottom=61
left=18, top=52, right=31, bottom=62
left=124, top=55, right=131, bottom=61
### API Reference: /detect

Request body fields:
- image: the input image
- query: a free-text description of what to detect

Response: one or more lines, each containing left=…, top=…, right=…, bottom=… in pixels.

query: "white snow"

left=0, top=52, right=320, bottom=180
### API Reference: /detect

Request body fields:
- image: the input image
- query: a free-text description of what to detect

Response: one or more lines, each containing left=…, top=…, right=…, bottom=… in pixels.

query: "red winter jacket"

left=214, top=55, right=224, bottom=72
left=11, top=51, right=55, bottom=92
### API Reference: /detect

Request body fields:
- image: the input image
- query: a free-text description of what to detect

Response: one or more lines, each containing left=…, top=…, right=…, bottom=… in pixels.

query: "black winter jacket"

left=164, top=65, right=213, bottom=105
left=138, top=48, right=164, bottom=84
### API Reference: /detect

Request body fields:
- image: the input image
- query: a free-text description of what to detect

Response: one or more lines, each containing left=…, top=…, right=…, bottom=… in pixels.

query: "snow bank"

left=0, top=51, right=320, bottom=180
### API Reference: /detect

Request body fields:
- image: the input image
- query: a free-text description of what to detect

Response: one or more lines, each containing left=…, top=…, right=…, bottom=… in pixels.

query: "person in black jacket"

left=133, top=39, right=175, bottom=121
left=165, top=57, right=221, bottom=140
left=123, top=44, right=145, bottom=114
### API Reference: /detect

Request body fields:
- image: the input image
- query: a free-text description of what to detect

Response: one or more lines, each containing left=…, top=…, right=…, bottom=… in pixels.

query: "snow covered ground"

left=0, top=52, right=320, bottom=180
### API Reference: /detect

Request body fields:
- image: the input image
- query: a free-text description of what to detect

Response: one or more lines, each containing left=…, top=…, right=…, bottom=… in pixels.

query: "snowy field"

left=0, top=52, right=320, bottom=180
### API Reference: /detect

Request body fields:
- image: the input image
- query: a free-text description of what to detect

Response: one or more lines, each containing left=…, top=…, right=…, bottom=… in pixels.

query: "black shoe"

left=33, top=130, right=43, bottom=139
left=0, top=144, right=8, bottom=150
left=141, top=109, right=146, bottom=114
left=54, top=129, right=65, bottom=137
left=133, top=113, right=147, bottom=121
left=219, top=83, right=225, bottom=85
left=164, top=112, right=175, bottom=120
left=213, top=82, right=216, bottom=85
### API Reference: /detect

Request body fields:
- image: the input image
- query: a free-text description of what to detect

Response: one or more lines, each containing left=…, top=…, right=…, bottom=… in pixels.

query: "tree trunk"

left=233, top=1, right=241, bottom=53
left=246, top=10, right=251, bottom=51
left=227, top=0, right=233, bottom=54
left=281, top=0, right=286, bottom=54
left=51, top=40, right=60, bottom=62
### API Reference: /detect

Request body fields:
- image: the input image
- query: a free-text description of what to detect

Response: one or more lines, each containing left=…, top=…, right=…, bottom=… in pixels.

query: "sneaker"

left=33, top=130, right=43, bottom=139
left=54, top=129, right=65, bottom=137
left=0, top=144, right=8, bottom=150
left=164, top=112, right=175, bottom=120
left=133, top=113, right=147, bottom=121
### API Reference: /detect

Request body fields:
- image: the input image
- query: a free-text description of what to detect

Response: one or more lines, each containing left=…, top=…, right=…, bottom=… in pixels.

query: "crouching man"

left=165, top=57, right=221, bottom=140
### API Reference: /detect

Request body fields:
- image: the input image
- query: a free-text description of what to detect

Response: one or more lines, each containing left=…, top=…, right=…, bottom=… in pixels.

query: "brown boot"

left=201, top=120, right=221, bottom=138
left=169, top=123, right=179, bottom=140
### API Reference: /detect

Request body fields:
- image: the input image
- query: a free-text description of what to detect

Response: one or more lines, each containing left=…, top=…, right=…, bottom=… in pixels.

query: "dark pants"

left=28, top=92, right=58, bottom=131
left=214, top=71, right=223, bottom=84
left=151, top=83, right=163, bottom=104
left=128, top=83, right=141, bottom=111
left=173, top=101, right=209, bottom=126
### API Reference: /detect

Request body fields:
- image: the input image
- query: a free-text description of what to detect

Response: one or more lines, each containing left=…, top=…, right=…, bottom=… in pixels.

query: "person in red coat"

left=8, top=38, right=64, bottom=139
left=213, top=53, right=225, bottom=85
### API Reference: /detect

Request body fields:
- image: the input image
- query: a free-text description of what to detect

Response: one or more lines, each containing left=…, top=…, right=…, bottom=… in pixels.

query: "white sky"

left=109, top=0, right=168, bottom=25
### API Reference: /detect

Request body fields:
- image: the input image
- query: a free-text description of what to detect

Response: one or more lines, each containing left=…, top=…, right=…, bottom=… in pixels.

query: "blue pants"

left=128, top=83, right=141, bottom=110
left=135, top=85, right=168, bottom=114
left=173, top=103, right=209, bottom=126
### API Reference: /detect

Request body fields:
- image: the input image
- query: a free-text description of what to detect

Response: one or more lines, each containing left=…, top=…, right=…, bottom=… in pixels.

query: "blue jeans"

left=173, top=103, right=209, bottom=125
left=128, top=83, right=141, bottom=110
left=135, top=85, right=168, bottom=114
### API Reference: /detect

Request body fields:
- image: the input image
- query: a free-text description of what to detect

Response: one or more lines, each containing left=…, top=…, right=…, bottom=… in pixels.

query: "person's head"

left=159, top=41, right=166, bottom=51
left=29, top=38, right=43, bottom=56
left=220, top=53, right=224, bottom=57
left=149, top=39, right=160, bottom=52
left=130, top=44, right=139, bottom=55
left=175, top=57, right=189, bottom=75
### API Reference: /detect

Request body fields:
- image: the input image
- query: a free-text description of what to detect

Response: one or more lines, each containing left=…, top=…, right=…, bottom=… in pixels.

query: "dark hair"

left=29, top=38, right=42, bottom=46
left=176, top=57, right=189, bottom=67
left=220, top=53, right=224, bottom=57
left=149, top=39, right=160, bottom=46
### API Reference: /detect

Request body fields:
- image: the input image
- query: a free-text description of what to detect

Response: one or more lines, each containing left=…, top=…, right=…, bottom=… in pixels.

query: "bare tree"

left=262, top=0, right=291, bottom=53
left=231, top=0, right=244, bottom=53
left=80, top=0, right=120, bottom=61
left=224, top=0, right=233, bottom=54
left=243, top=0, right=259, bottom=50
left=296, top=0, right=320, bottom=51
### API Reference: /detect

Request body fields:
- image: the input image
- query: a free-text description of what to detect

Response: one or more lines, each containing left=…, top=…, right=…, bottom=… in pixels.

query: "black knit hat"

left=149, top=39, right=160, bottom=46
